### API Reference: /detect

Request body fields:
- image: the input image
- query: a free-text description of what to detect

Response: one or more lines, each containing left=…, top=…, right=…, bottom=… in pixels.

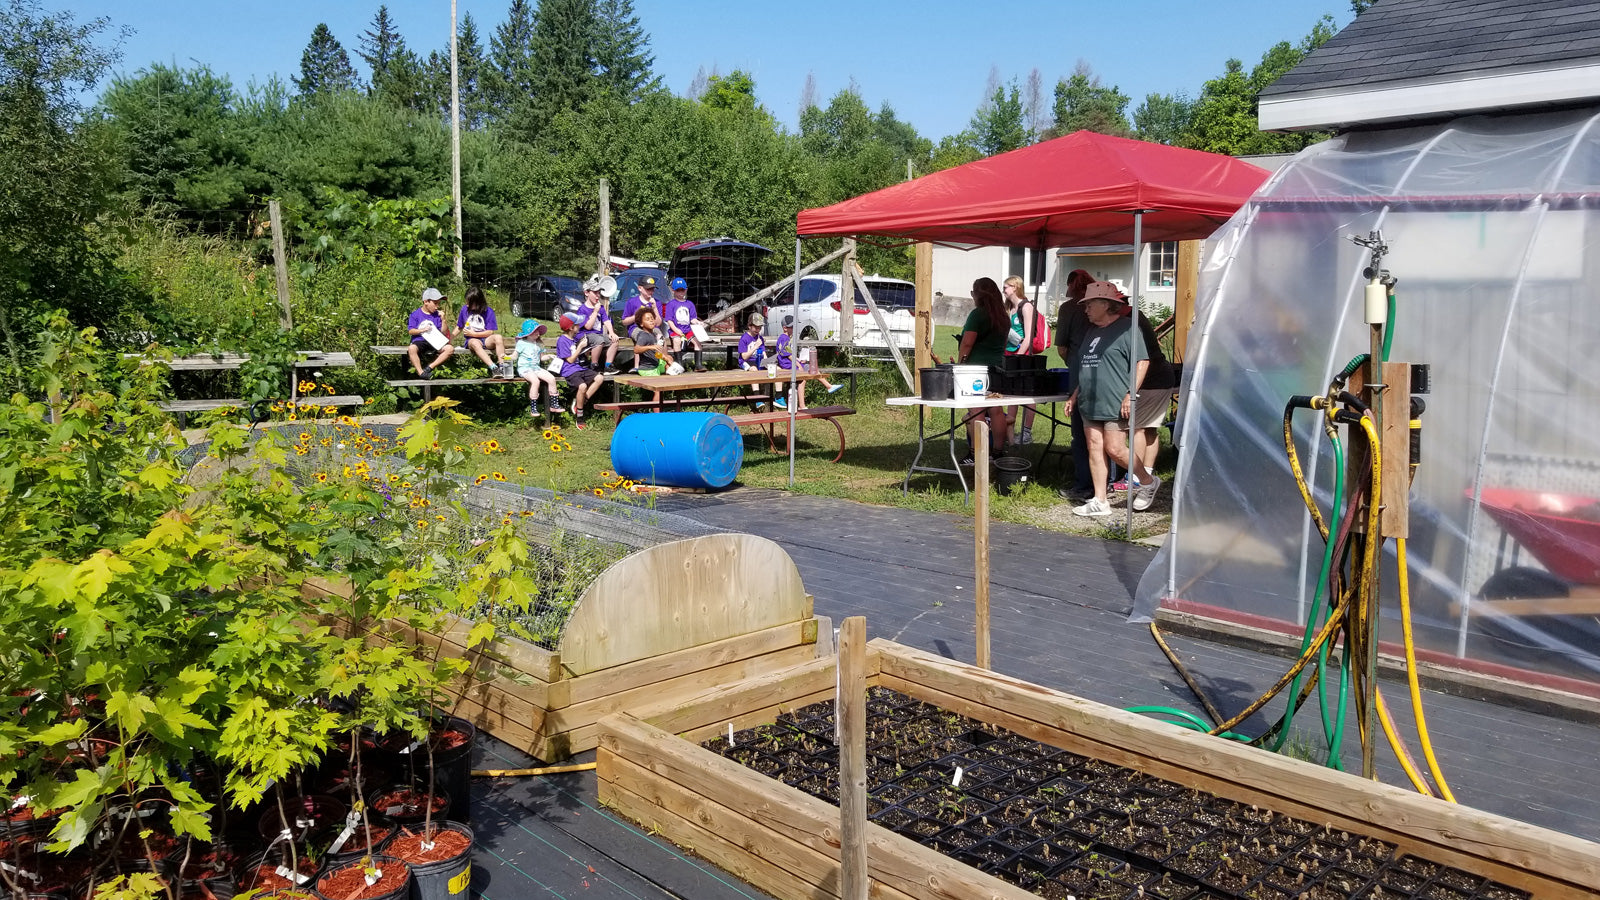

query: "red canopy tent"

left=796, top=130, right=1269, bottom=247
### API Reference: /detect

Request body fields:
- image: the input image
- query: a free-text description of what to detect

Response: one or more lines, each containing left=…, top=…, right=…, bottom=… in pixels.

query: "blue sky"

left=70, top=1, right=1351, bottom=140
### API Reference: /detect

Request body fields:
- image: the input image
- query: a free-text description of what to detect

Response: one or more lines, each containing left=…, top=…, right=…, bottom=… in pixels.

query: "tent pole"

left=790, top=237, right=801, bottom=487
left=1126, top=213, right=1143, bottom=540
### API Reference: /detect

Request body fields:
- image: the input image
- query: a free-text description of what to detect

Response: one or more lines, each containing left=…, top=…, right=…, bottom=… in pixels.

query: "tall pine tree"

left=295, top=23, right=358, bottom=97
left=487, top=0, right=536, bottom=117
left=523, top=0, right=602, bottom=134
left=593, top=0, right=658, bottom=101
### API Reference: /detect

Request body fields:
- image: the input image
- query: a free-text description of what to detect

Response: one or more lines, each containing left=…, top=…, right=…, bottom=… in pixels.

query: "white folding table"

left=885, top=393, right=1072, bottom=501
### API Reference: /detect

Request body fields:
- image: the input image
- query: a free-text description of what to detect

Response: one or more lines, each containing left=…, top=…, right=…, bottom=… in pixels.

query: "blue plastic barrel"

left=610, top=411, right=744, bottom=490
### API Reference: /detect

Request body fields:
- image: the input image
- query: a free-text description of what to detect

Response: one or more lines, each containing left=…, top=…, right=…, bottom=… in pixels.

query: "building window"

left=1148, top=242, right=1178, bottom=288
left=1008, top=247, right=1026, bottom=280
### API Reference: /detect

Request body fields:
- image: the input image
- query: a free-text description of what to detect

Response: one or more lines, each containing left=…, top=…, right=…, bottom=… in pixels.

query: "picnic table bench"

left=593, top=393, right=770, bottom=418
left=728, top=404, right=857, bottom=462
left=134, top=351, right=362, bottom=424
left=371, top=345, right=623, bottom=401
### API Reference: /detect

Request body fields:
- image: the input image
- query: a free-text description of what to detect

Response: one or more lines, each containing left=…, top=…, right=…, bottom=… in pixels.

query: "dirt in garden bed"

left=702, top=687, right=1529, bottom=900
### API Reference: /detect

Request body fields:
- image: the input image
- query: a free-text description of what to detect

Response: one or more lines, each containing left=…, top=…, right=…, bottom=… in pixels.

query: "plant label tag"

left=952, top=766, right=964, bottom=787
left=275, top=866, right=310, bottom=886
left=328, top=815, right=358, bottom=854
left=365, top=868, right=383, bottom=887
left=0, top=861, right=40, bottom=883
left=727, top=723, right=735, bottom=746
left=10, top=795, right=28, bottom=809
left=399, top=740, right=421, bottom=755
left=384, top=805, right=404, bottom=816
left=295, top=817, right=314, bottom=829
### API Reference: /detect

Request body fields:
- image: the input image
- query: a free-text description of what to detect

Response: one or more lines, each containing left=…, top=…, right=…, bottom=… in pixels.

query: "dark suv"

left=608, top=266, right=669, bottom=320
left=509, top=275, right=583, bottom=321
left=667, top=238, right=773, bottom=333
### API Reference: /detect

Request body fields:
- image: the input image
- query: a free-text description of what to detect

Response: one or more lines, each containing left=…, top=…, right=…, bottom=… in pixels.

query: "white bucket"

left=952, top=365, right=989, bottom=399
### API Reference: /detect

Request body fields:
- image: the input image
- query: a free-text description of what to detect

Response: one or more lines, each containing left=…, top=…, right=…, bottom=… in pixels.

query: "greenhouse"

left=1137, top=105, right=1600, bottom=686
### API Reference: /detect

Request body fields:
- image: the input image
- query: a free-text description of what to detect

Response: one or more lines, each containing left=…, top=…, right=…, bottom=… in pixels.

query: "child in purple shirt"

left=556, top=314, right=603, bottom=428
left=406, top=287, right=456, bottom=378
left=576, top=277, right=621, bottom=373
left=771, top=317, right=844, bottom=409
left=456, top=285, right=505, bottom=374
left=662, top=277, right=705, bottom=371
left=737, top=313, right=767, bottom=370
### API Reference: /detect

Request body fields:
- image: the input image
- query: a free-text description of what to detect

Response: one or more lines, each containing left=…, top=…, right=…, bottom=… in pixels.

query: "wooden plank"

left=555, top=618, right=818, bottom=708
left=558, top=534, right=810, bottom=675
left=914, top=242, right=932, bottom=387
left=873, top=641, right=1600, bottom=897
left=601, top=751, right=920, bottom=900
left=643, top=654, right=847, bottom=737
left=1174, top=240, right=1200, bottom=361
left=269, top=198, right=293, bottom=329
left=547, top=643, right=822, bottom=735
left=599, top=712, right=1038, bottom=900
left=729, top=405, right=856, bottom=427
left=839, top=617, right=868, bottom=900
left=703, top=243, right=850, bottom=327
left=1381, top=361, right=1411, bottom=538
left=1463, top=589, right=1600, bottom=617
left=599, top=758, right=863, bottom=900
left=848, top=266, right=914, bottom=391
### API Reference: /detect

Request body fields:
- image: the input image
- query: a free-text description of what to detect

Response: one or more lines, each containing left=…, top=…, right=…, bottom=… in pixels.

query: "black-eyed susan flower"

left=315, top=473, right=329, bottom=483
left=298, top=432, right=312, bottom=443
left=492, top=472, right=506, bottom=481
left=516, top=467, right=526, bottom=474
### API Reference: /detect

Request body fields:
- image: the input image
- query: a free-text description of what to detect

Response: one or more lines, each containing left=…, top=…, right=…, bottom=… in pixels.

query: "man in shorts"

left=1063, top=281, right=1162, bottom=517
left=406, top=287, right=456, bottom=379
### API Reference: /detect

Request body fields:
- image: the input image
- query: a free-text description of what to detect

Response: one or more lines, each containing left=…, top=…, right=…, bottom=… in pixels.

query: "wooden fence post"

left=840, top=238, right=856, bottom=357
left=914, top=242, right=933, bottom=393
left=838, top=615, right=868, bottom=900
left=268, top=199, right=293, bottom=331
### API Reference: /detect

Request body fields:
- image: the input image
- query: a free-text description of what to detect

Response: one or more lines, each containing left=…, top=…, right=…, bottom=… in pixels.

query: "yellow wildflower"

left=492, top=472, right=506, bottom=482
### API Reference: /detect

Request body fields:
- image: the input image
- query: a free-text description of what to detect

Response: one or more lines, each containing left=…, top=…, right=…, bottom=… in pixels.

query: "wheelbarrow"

left=1467, top=487, right=1600, bottom=663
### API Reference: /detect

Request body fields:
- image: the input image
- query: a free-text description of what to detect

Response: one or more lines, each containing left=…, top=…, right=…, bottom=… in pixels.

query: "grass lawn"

left=448, top=325, right=1174, bottom=539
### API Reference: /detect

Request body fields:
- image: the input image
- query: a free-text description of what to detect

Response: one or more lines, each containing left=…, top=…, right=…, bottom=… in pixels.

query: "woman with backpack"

left=1002, top=275, right=1047, bottom=445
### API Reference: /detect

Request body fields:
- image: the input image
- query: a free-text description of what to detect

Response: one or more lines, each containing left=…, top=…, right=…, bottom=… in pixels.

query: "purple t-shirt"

left=555, top=334, right=586, bottom=378
left=407, top=307, right=444, bottom=345
left=575, top=301, right=608, bottom=339
left=662, top=298, right=698, bottom=335
left=776, top=333, right=795, bottom=370
left=456, top=305, right=498, bottom=335
left=623, top=296, right=659, bottom=331
left=738, top=331, right=766, bottom=367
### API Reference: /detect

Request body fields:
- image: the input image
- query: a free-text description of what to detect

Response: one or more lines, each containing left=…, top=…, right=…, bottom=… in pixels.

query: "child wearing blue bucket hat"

left=514, top=319, right=563, bottom=419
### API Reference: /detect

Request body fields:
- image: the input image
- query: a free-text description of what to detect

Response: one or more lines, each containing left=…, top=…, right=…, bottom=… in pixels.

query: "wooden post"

left=1380, top=361, right=1411, bottom=539
left=598, top=178, right=611, bottom=274
left=851, top=266, right=915, bottom=392
left=914, top=242, right=933, bottom=393
left=1174, top=240, right=1200, bottom=361
left=268, top=199, right=293, bottom=331
left=840, top=238, right=856, bottom=357
left=974, top=419, right=991, bottom=669
left=450, top=0, right=463, bottom=281
left=837, top=615, right=868, bottom=900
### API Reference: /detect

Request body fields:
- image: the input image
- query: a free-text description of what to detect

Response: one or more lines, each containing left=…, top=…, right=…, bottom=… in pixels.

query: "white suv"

left=763, top=274, right=915, bottom=349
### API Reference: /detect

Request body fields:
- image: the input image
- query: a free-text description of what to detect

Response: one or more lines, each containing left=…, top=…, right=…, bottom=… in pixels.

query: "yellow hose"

left=1375, top=689, right=1433, bottom=796
left=1210, top=592, right=1348, bottom=735
left=472, top=762, right=597, bottom=777
left=1283, top=403, right=1329, bottom=540
left=1397, top=538, right=1456, bottom=802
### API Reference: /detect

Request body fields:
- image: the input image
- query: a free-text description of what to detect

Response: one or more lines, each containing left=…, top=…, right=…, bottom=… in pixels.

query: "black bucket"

left=400, top=717, right=475, bottom=825
left=993, top=457, right=1032, bottom=495
left=919, top=367, right=953, bottom=401
left=389, top=822, right=473, bottom=900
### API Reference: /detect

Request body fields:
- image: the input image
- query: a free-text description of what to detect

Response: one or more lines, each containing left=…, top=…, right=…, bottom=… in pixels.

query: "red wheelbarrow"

left=1471, top=486, right=1600, bottom=619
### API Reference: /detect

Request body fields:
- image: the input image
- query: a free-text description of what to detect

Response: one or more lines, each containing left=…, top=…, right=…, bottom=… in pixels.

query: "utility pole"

left=450, top=0, right=463, bottom=281
left=598, top=178, right=611, bottom=273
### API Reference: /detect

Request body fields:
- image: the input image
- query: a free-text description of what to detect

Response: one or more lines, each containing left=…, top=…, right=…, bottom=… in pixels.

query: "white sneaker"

left=1018, top=427, right=1032, bottom=444
left=1073, top=497, right=1113, bottom=517
left=1133, top=475, right=1162, bottom=512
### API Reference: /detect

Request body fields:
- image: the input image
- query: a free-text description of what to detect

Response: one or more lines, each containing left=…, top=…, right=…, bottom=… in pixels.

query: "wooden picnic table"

left=135, top=350, right=362, bottom=421
left=611, top=367, right=824, bottom=411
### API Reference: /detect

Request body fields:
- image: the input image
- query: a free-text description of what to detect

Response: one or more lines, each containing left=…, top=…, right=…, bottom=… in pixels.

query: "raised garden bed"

left=311, top=533, right=821, bottom=761
left=597, top=640, right=1600, bottom=900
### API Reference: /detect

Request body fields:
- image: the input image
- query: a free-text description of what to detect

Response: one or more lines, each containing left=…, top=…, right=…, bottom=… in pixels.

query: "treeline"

left=1, top=0, right=1339, bottom=380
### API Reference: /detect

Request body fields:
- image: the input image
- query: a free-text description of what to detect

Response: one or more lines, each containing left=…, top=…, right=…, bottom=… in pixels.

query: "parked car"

left=607, top=266, right=669, bottom=321
left=667, top=238, right=773, bottom=333
left=763, top=274, right=916, bottom=349
left=509, top=274, right=584, bottom=321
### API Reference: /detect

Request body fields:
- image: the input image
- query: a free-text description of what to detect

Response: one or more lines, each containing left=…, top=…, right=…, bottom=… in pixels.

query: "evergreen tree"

left=294, top=23, right=359, bottom=97
left=593, top=0, right=659, bottom=100
left=1048, top=64, right=1131, bottom=137
left=524, top=0, right=601, bottom=133
left=357, top=5, right=402, bottom=95
left=454, top=13, right=489, bottom=129
left=969, top=79, right=1027, bottom=156
left=486, top=0, right=536, bottom=116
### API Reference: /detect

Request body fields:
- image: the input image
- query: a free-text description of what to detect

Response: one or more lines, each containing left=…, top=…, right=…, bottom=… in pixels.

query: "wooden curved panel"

left=557, top=533, right=809, bottom=676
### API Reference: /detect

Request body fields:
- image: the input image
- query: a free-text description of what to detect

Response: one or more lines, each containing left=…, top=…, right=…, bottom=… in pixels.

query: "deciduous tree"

left=1048, top=63, right=1131, bottom=137
left=969, top=78, right=1027, bottom=156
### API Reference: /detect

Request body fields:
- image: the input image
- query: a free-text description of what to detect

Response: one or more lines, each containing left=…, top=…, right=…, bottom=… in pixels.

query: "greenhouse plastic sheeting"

left=1135, top=106, right=1600, bottom=686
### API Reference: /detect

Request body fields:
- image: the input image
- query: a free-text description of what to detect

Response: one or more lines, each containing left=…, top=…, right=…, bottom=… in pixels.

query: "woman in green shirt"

left=935, top=277, right=1011, bottom=460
